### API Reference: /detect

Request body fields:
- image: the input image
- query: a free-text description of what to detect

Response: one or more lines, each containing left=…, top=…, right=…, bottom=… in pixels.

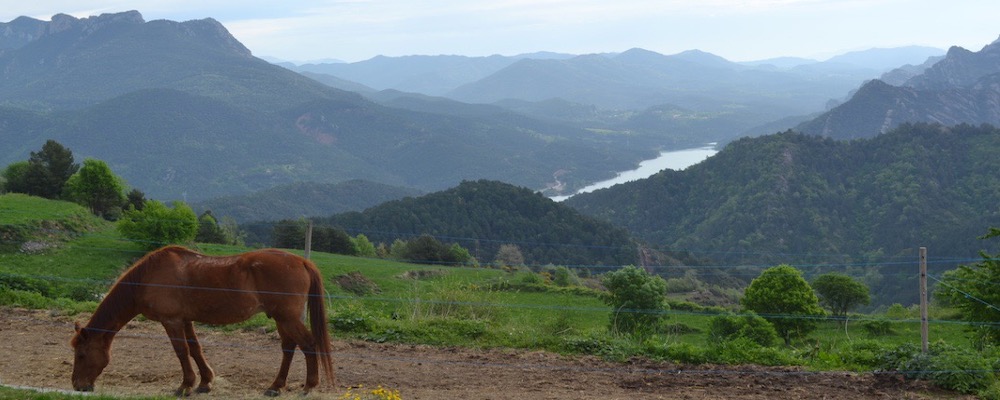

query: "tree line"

left=1, top=140, right=241, bottom=247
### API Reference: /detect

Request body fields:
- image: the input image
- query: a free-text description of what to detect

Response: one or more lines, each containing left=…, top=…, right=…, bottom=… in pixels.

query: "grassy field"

left=1, top=193, right=996, bottom=397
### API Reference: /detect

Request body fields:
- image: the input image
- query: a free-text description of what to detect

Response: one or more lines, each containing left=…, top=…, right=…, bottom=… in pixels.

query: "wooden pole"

left=920, top=246, right=929, bottom=353
left=304, top=220, right=313, bottom=260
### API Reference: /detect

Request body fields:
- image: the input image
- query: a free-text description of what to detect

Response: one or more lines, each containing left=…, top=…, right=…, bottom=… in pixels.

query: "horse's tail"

left=306, top=260, right=336, bottom=387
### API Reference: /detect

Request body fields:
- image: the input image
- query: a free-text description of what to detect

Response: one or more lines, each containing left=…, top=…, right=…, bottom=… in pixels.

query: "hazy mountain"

left=879, top=55, right=945, bottom=85
left=0, top=11, right=340, bottom=111
left=191, top=180, right=423, bottom=223
left=0, top=11, right=663, bottom=202
left=797, top=38, right=1000, bottom=139
left=823, top=46, right=944, bottom=71
left=740, top=57, right=818, bottom=69
left=0, top=16, right=46, bottom=52
left=289, top=53, right=574, bottom=96
left=443, top=48, right=883, bottom=140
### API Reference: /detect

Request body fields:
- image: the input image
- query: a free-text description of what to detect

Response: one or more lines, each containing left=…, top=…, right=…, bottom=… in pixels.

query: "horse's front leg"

left=161, top=321, right=197, bottom=396
left=183, top=322, right=215, bottom=393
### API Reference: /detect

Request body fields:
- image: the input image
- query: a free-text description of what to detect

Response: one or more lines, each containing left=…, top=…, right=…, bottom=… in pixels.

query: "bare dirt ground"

left=0, top=308, right=973, bottom=399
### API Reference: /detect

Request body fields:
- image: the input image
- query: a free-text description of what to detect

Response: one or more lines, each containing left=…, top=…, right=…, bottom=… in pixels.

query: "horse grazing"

left=70, top=246, right=335, bottom=396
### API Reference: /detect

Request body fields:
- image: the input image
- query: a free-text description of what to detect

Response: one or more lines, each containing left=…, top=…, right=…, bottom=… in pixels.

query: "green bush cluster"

left=707, top=312, right=779, bottom=347
left=877, top=342, right=998, bottom=394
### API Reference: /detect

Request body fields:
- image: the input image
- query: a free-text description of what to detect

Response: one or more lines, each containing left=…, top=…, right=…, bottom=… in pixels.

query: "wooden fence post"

left=304, top=220, right=313, bottom=260
left=920, top=246, right=928, bottom=353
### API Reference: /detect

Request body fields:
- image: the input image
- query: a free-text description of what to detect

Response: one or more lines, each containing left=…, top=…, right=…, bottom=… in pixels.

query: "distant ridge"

left=798, top=37, right=1000, bottom=139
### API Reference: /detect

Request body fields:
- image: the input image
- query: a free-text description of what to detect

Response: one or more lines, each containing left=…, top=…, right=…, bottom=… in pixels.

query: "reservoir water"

left=551, top=144, right=718, bottom=202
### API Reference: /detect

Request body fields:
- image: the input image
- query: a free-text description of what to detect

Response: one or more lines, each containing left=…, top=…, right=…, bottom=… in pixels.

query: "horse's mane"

left=84, top=246, right=198, bottom=333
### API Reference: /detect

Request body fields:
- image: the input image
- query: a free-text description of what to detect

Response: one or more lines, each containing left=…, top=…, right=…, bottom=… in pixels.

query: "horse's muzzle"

left=75, top=385, right=94, bottom=392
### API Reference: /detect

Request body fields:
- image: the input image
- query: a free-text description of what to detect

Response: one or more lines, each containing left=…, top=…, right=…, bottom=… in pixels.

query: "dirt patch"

left=335, top=271, right=381, bottom=296
left=0, top=308, right=970, bottom=399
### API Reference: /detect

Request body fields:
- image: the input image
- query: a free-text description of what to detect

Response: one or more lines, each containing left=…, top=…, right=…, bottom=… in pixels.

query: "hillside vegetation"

left=319, top=180, right=640, bottom=267
left=566, top=123, right=1000, bottom=305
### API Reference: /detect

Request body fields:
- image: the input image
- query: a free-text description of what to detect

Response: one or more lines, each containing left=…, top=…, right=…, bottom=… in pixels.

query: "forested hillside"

left=565, top=123, right=1000, bottom=303
left=320, top=180, right=640, bottom=267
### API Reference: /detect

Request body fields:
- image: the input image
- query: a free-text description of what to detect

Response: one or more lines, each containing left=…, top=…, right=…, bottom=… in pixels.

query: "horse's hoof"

left=195, top=386, right=211, bottom=394
left=263, top=388, right=281, bottom=397
left=174, top=387, right=192, bottom=397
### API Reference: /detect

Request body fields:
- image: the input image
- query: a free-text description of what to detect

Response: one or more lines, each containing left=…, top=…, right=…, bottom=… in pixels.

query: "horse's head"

left=70, top=322, right=111, bottom=392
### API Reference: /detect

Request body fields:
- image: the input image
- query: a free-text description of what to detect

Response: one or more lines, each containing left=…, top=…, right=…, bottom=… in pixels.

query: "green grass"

left=0, top=385, right=170, bottom=400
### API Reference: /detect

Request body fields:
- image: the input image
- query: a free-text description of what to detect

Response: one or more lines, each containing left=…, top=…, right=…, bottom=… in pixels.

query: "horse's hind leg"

left=184, top=322, right=215, bottom=393
left=284, top=319, right=320, bottom=393
left=161, top=321, right=197, bottom=396
left=264, top=328, right=298, bottom=397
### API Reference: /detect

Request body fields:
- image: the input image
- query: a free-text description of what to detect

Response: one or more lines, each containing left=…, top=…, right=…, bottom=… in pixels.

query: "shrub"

left=707, top=337, right=796, bottom=366
left=0, top=273, right=53, bottom=297
left=116, top=200, right=198, bottom=248
left=330, top=303, right=378, bottom=332
left=841, top=339, right=892, bottom=368
left=877, top=342, right=997, bottom=394
left=860, top=317, right=896, bottom=337
left=707, top=312, right=779, bottom=347
left=601, top=266, right=668, bottom=336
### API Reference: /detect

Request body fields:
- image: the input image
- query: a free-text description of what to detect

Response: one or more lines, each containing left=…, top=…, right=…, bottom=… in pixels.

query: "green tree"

left=601, top=266, right=669, bottom=335
left=195, top=211, right=227, bottom=244
left=937, top=228, right=1000, bottom=346
left=25, top=140, right=79, bottom=199
left=124, top=188, right=146, bottom=211
left=741, top=264, right=825, bottom=344
left=272, top=219, right=305, bottom=249
left=812, top=273, right=870, bottom=320
left=352, top=234, right=377, bottom=258
left=63, top=158, right=127, bottom=219
left=117, top=200, right=198, bottom=248
left=448, top=243, right=477, bottom=266
left=1, top=161, right=30, bottom=194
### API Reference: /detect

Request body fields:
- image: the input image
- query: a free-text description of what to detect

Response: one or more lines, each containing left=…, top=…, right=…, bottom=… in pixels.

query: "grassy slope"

left=0, top=193, right=978, bottom=373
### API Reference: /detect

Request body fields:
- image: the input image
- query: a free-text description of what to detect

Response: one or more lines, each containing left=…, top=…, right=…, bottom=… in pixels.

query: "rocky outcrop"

left=797, top=36, right=1000, bottom=139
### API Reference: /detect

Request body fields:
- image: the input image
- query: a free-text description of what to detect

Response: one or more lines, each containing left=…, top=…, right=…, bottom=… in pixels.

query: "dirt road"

left=0, top=308, right=967, bottom=399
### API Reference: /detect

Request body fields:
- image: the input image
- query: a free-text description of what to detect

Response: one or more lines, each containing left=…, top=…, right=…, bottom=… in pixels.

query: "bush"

left=0, top=273, right=53, bottom=297
left=330, top=303, right=378, bottom=332
left=877, top=342, right=997, bottom=394
left=707, top=337, right=796, bottom=366
left=707, top=312, right=779, bottom=347
left=117, top=200, right=198, bottom=248
left=601, top=266, right=668, bottom=336
left=860, top=317, right=896, bottom=336
left=841, top=339, right=892, bottom=368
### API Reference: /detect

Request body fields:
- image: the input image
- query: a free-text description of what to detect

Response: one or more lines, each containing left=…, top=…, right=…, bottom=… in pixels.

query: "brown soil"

left=0, top=308, right=972, bottom=399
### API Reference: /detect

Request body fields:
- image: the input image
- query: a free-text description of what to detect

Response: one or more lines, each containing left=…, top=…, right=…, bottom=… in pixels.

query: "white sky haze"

left=2, top=1, right=999, bottom=63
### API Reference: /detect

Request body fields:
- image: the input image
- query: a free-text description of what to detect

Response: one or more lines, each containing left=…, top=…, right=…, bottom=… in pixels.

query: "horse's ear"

left=71, top=322, right=83, bottom=348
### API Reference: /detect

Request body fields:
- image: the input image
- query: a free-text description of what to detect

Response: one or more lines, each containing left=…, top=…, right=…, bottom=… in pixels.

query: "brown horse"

left=70, top=246, right=335, bottom=396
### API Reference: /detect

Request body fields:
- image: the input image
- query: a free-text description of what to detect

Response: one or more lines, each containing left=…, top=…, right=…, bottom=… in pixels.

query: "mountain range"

left=293, top=47, right=943, bottom=141
left=0, top=11, right=662, bottom=201
left=797, top=37, right=1000, bottom=139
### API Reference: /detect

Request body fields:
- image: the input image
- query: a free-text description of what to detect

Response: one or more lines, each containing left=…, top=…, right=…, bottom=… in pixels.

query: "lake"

left=551, top=144, right=718, bottom=202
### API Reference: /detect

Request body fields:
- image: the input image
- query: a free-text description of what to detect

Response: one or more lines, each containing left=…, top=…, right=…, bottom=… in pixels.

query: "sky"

left=2, top=0, right=999, bottom=63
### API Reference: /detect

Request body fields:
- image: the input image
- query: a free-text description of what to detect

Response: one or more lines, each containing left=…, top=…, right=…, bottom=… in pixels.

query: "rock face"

left=0, top=11, right=250, bottom=58
left=798, top=36, right=1000, bottom=139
